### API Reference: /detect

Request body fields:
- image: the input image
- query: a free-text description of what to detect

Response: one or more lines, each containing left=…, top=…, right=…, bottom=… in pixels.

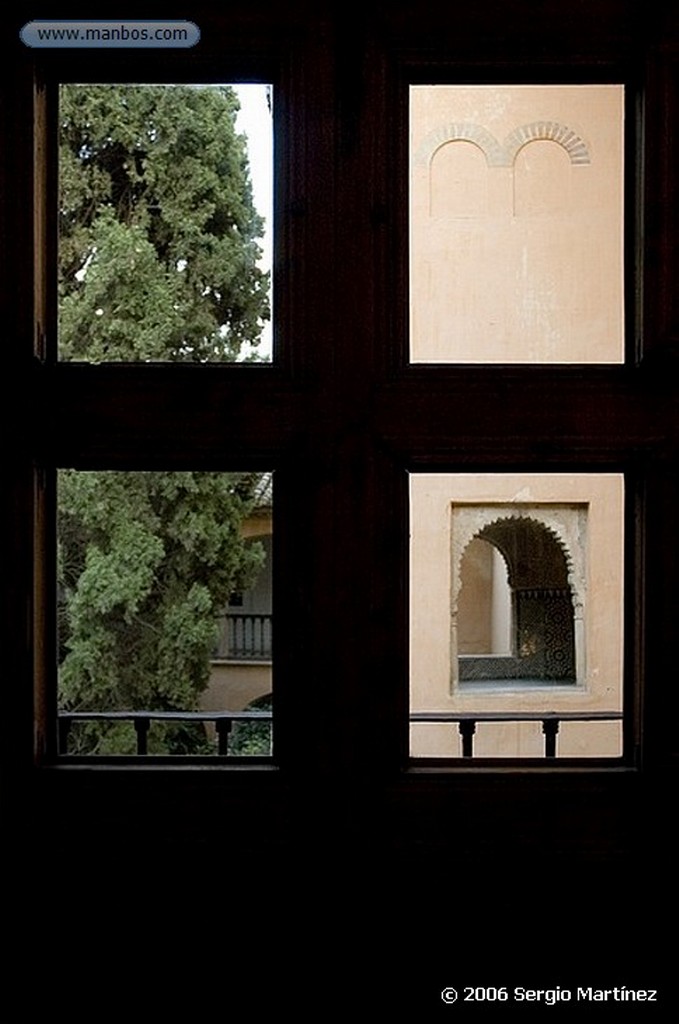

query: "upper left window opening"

left=58, top=83, right=273, bottom=363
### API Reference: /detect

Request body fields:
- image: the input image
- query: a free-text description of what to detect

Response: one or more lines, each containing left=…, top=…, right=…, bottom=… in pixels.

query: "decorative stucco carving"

left=450, top=504, right=588, bottom=686
left=451, top=505, right=586, bottom=609
left=413, top=122, right=591, bottom=169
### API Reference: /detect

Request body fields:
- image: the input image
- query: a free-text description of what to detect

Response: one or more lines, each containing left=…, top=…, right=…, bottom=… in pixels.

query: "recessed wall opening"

left=457, top=515, right=578, bottom=686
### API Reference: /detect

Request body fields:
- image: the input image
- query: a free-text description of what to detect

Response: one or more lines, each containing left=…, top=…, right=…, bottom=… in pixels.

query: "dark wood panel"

left=375, top=369, right=678, bottom=463
left=3, top=8, right=679, bottom=974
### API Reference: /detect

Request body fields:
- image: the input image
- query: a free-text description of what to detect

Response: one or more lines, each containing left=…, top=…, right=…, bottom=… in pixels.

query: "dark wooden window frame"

left=4, top=2, right=679, bottom=879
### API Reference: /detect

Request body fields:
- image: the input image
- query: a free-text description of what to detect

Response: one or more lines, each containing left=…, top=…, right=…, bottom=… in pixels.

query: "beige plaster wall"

left=410, top=473, right=624, bottom=757
left=410, top=85, right=624, bottom=363
left=458, top=538, right=512, bottom=654
left=202, top=662, right=272, bottom=712
left=242, top=512, right=272, bottom=538
left=203, top=508, right=273, bottom=712
left=458, top=537, right=494, bottom=653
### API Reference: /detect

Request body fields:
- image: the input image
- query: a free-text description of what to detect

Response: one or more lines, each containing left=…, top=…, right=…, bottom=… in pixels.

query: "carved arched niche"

left=513, top=139, right=572, bottom=217
left=451, top=505, right=587, bottom=688
left=429, top=139, right=488, bottom=218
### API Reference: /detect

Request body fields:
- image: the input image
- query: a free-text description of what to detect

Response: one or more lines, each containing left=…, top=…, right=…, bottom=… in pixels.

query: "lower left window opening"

left=56, top=469, right=273, bottom=758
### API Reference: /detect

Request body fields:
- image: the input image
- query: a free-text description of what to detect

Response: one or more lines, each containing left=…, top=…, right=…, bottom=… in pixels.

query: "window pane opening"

left=58, top=83, right=273, bottom=363
left=457, top=521, right=577, bottom=686
left=410, top=474, right=624, bottom=759
left=57, top=470, right=273, bottom=757
left=410, top=85, right=624, bottom=363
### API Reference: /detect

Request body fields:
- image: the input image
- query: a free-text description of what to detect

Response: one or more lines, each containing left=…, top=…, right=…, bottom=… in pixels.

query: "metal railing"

left=213, top=614, right=272, bottom=661
left=58, top=708, right=623, bottom=759
left=58, top=710, right=272, bottom=756
left=410, top=710, right=623, bottom=758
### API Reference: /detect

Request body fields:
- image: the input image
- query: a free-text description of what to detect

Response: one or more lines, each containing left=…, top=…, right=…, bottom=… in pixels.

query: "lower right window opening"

left=409, top=473, right=625, bottom=759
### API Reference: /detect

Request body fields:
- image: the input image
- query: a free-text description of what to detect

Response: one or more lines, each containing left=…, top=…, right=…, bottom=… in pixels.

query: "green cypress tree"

left=57, top=86, right=270, bottom=754
left=59, top=84, right=269, bottom=361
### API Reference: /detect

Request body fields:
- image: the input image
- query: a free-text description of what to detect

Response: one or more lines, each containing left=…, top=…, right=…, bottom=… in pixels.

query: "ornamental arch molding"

left=414, top=121, right=591, bottom=170
left=451, top=505, right=587, bottom=686
left=414, top=123, right=506, bottom=168
left=504, top=122, right=591, bottom=166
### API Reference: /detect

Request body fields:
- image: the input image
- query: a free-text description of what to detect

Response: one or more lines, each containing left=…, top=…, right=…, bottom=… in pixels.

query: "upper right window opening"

left=409, top=85, right=625, bottom=363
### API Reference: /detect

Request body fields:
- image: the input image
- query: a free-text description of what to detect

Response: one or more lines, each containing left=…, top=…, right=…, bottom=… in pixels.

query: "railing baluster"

left=219, top=613, right=272, bottom=660
left=134, top=717, right=150, bottom=755
left=215, top=718, right=232, bottom=755
left=542, top=718, right=560, bottom=758
left=58, top=716, right=71, bottom=754
left=459, top=719, right=476, bottom=757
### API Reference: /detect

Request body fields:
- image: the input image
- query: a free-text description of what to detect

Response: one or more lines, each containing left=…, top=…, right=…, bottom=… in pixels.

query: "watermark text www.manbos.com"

left=20, top=21, right=200, bottom=48
left=441, top=986, right=659, bottom=1006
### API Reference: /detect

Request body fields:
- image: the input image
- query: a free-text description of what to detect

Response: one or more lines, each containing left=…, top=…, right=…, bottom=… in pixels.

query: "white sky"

left=234, top=84, right=273, bottom=359
left=70, top=83, right=274, bottom=360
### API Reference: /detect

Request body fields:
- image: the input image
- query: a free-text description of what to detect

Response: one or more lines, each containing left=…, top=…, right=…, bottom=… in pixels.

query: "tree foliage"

left=57, top=86, right=270, bottom=753
left=228, top=696, right=273, bottom=757
left=59, top=84, right=269, bottom=361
